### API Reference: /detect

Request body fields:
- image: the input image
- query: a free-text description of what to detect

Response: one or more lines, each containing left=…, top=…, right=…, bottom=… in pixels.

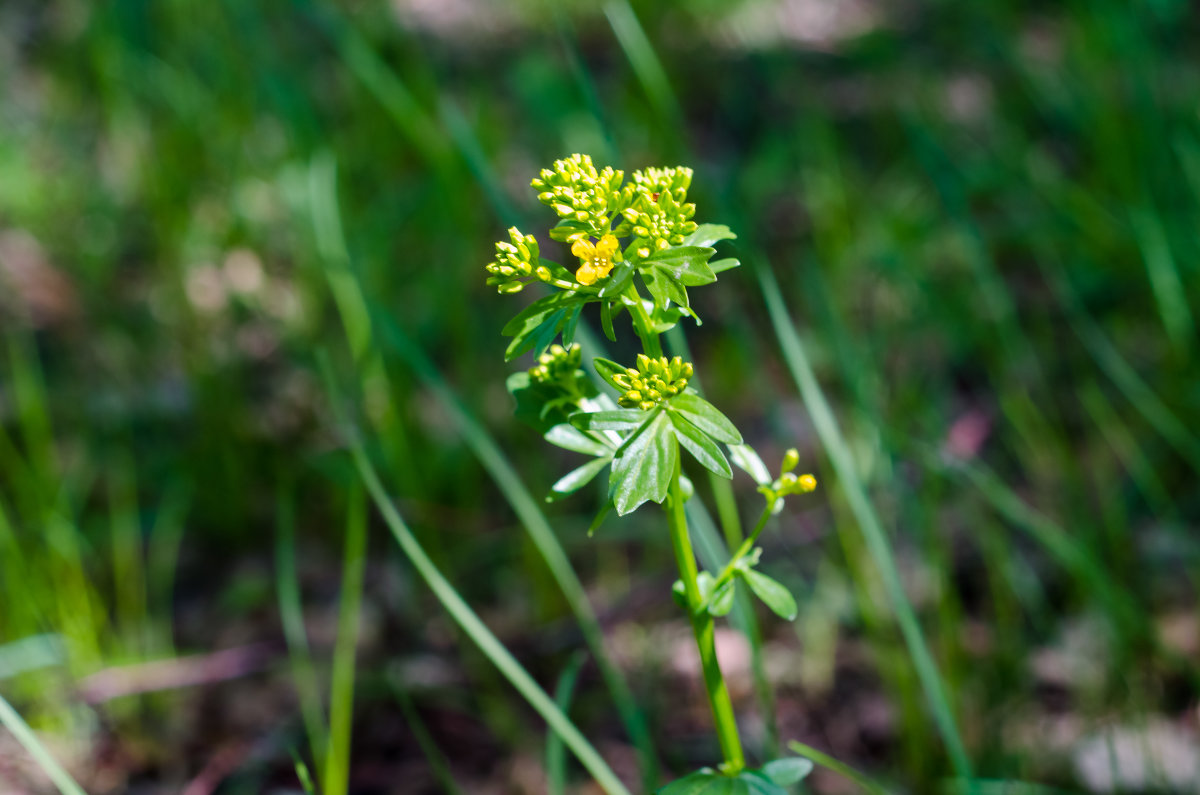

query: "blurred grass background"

left=0, top=0, right=1198, bottom=792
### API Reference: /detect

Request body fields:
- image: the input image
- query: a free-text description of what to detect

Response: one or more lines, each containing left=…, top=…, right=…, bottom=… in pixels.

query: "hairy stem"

left=667, top=452, right=745, bottom=773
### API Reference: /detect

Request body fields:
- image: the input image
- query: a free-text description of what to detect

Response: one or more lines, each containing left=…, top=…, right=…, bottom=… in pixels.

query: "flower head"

left=571, top=234, right=620, bottom=286
left=485, top=227, right=543, bottom=294
left=613, top=354, right=693, bottom=410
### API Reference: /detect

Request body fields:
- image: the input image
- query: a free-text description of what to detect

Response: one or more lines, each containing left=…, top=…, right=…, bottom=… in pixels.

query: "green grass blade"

left=787, top=740, right=890, bottom=795
left=1129, top=206, right=1194, bottom=356
left=604, top=0, right=682, bottom=129
left=276, top=484, right=329, bottom=785
left=756, top=259, right=974, bottom=782
left=323, top=482, right=368, bottom=795
left=390, top=676, right=465, bottom=795
left=1044, top=262, right=1200, bottom=474
left=547, top=650, right=588, bottom=795
left=0, top=691, right=87, bottom=795
left=322, top=360, right=632, bottom=795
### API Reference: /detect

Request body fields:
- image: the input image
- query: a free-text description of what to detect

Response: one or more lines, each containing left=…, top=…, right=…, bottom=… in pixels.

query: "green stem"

left=710, top=502, right=774, bottom=592
left=666, top=452, right=745, bottom=773
left=623, top=285, right=663, bottom=357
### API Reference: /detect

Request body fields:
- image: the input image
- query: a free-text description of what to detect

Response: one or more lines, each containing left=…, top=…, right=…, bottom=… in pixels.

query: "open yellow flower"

left=571, top=234, right=619, bottom=285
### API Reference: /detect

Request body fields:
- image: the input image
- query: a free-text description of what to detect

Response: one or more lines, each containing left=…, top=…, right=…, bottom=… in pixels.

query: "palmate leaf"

left=638, top=246, right=718, bottom=311
left=609, top=409, right=677, bottom=515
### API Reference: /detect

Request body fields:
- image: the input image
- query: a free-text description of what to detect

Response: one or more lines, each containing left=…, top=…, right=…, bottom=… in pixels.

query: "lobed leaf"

left=609, top=410, right=677, bottom=515
left=669, top=393, right=743, bottom=444
left=670, top=412, right=733, bottom=479
left=682, top=223, right=737, bottom=248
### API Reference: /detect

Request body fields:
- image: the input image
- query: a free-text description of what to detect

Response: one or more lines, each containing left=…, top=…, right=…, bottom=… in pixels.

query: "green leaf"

left=507, top=372, right=597, bottom=435
left=601, top=300, right=618, bottom=341
left=710, top=258, right=741, bottom=274
left=587, top=501, right=612, bottom=537
left=656, top=769, right=788, bottom=795
left=599, top=260, right=636, bottom=297
left=707, top=579, right=736, bottom=616
left=642, top=246, right=718, bottom=285
left=502, top=292, right=586, bottom=361
left=561, top=303, right=582, bottom=347
left=570, top=409, right=647, bottom=432
left=544, top=424, right=612, bottom=456
left=696, top=571, right=716, bottom=604
left=670, top=412, right=733, bottom=479
left=593, top=357, right=630, bottom=391
left=742, top=569, right=798, bottom=621
left=728, top=443, right=771, bottom=486
left=547, top=457, right=612, bottom=502
left=760, top=757, right=814, bottom=786
left=669, top=393, right=743, bottom=444
left=609, top=410, right=677, bottom=515
left=682, top=224, right=737, bottom=248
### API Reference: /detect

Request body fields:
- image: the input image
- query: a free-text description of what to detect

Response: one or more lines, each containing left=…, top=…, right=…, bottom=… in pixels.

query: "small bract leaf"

left=742, top=569, right=798, bottom=621
left=760, top=757, right=814, bottom=786
left=592, top=357, right=629, bottom=391
left=707, top=579, right=736, bottom=616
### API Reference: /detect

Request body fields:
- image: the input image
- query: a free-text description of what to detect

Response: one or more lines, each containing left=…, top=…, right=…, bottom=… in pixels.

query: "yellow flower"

left=570, top=234, right=619, bottom=285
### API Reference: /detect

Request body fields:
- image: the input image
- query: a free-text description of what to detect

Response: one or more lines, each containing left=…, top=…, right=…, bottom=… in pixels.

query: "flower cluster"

left=528, top=343, right=583, bottom=387
left=531, top=154, right=625, bottom=242
left=614, top=354, right=693, bottom=410
left=485, top=227, right=547, bottom=294
left=619, top=166, right=698, bottom=257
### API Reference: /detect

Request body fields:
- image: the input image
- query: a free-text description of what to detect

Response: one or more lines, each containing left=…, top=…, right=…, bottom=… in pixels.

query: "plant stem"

left=666, top=452, right=745, bottom=773
left=623, top=285, right=663, bottom=357
left=710, top=502, right=774, bottom=591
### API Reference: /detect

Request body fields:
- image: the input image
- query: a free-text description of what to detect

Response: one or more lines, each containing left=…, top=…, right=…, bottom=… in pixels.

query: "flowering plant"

left=487, top=155, right=816, bottom=792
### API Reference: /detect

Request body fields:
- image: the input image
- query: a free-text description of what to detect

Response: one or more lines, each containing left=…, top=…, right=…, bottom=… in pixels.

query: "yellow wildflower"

left=570, top=234, right=620, bottom=285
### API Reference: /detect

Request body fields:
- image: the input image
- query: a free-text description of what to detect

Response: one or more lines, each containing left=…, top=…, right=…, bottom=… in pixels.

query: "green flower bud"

left=781, top=448, right=800, bottom=474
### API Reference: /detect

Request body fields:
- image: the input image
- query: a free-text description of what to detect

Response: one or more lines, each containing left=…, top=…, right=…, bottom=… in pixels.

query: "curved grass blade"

left=786, top=740, right=890, bottom=795
left=0, top=691, right=87, bottom=795
left=756, top=260, right=974, bottom=782
left=322, top=361, right=632, bottom=795
left=548, top=651, right=588, bottom=795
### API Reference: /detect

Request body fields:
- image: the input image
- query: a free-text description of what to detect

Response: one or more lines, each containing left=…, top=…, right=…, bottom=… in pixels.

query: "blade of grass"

left=276, top=482, right=329, bottom=785
left=755, top=258, right=974, bottom=782
left=787, top=740, right=891, bottom=795
left=1129, top=206, right=1194, bottom=356
left=547, top=650, right=588, bottom=795
left=604, top=0, right=682, bottom=132
left=323, top=481, right=367, bottom=795
left=389, top=675, right=465, bottom=795
left=322, top=358, right=633, bottom=795
left=0, top=691, right=87, bottom=795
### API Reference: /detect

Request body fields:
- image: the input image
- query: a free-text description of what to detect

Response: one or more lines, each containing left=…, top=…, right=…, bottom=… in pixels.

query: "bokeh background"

left=1, top=0, right=1199, bottom=792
